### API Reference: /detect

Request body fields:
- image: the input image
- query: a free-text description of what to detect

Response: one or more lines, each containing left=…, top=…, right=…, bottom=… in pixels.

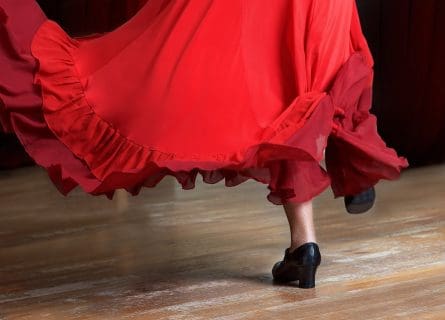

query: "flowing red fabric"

left=0, top=0, right=408, bottom=204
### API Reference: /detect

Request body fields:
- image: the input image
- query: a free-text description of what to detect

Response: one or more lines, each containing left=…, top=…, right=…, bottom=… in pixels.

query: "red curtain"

left=357, top=0, right=445, bottom=166
left=36, top=0, right=147, bottom=35
left=0, top=133, right=34, bottom=169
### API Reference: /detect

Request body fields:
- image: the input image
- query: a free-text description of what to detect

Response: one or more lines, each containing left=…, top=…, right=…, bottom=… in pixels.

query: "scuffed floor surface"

left=0, top=164, right=444, bottom=319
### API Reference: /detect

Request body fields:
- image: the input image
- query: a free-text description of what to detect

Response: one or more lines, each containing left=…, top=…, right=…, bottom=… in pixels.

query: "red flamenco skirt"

left=0, top=0, right=408, bottom=205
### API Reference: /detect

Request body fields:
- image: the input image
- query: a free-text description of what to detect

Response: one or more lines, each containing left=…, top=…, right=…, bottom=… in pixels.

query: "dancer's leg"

left=283, top=200, right=316, bottom=252
left=272, top=199, right=320, bottom=288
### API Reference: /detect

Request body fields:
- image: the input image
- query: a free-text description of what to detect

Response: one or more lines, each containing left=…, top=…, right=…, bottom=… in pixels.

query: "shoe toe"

left=272, top=261, right=283, bottom=278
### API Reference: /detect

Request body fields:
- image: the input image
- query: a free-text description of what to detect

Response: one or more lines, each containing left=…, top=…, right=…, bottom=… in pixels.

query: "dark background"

left=36, top=0, right=144, bottom=35
left=1, top=0, right=444, bottom=169
left=356, top=0, right=445, bottom=166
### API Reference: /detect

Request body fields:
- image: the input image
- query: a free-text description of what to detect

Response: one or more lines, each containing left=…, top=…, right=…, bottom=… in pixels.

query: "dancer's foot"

left=272, top=242, right=321, bottom=288
left=344, top=187, right=376, bottom=214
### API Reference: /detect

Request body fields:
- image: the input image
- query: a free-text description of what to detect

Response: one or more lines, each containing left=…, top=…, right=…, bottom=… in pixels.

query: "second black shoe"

left=344, top=186, right=376, bottom=214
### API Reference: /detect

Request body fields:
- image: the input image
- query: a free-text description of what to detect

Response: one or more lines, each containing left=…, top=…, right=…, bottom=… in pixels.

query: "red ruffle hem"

left=0, top=0, right=408, bottom=205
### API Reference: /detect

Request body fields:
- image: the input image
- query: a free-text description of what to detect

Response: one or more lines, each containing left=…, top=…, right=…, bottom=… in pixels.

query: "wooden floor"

left=0, top=164, right=444, bottom=319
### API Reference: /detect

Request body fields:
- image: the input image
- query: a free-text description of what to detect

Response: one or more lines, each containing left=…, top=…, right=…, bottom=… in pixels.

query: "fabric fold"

left=1, top=0, right=408, bottom=205
left=31, top=19, right=408, bottom=204
left=0, top=0, right=103, bottom=194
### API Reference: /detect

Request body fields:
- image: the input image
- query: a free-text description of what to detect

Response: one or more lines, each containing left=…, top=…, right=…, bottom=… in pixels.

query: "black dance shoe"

left=272, top=242, right=321, bottom=288
left=344, top=186, right=376, bottom=214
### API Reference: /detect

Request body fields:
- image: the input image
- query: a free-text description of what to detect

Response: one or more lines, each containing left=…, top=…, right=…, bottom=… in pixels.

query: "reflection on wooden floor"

left=0, top=164, right=444, bottom=319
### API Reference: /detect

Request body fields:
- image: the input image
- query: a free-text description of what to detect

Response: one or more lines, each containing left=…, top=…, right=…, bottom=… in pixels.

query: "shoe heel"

left=297, top=265, right=318, bottom=289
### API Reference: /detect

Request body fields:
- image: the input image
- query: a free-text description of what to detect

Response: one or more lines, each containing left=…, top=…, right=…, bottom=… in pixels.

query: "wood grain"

left=0, top=164, right=444, bottom=319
